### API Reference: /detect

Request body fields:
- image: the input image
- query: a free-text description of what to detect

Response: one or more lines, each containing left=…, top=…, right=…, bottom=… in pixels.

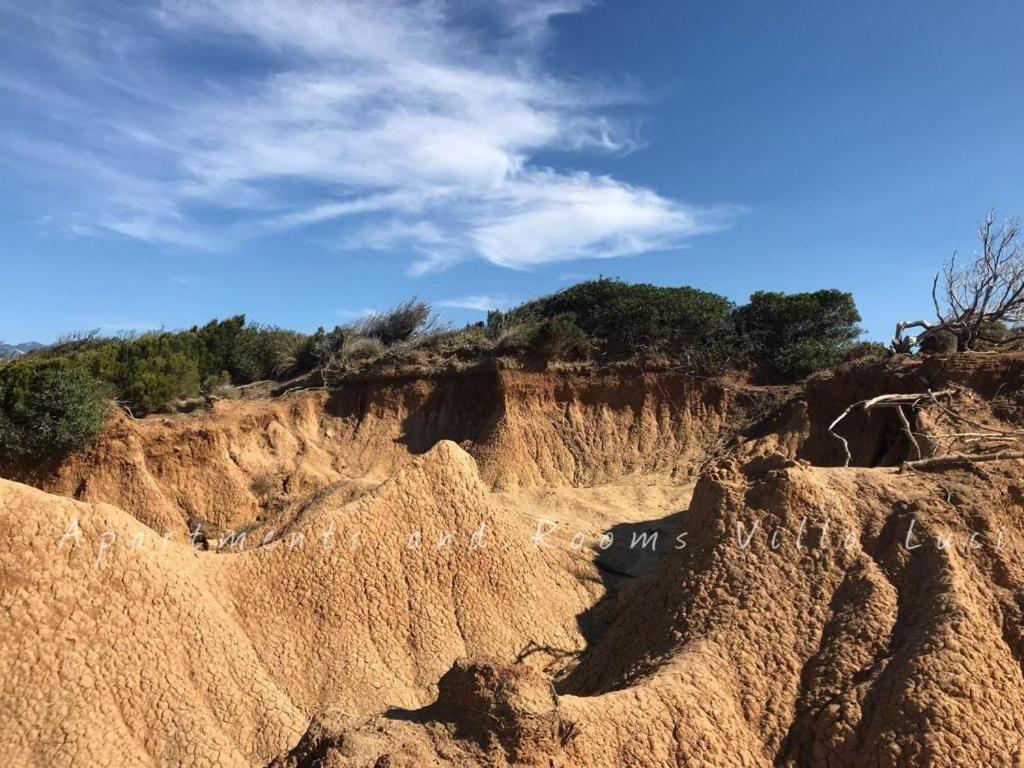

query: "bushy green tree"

left=0, top=359, right=111, bottom=460
left=734, top=290, right=862, bottom=379
left=506, top=278, right=736, bottom=358
left=234, top=326, right=308, bottom=382
left=194, top=316, right=245, bottom=380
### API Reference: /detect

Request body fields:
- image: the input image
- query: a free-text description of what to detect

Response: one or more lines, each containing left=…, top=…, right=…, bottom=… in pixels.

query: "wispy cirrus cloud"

left=0, top=0, right=735, bottom=272
left=437, top=295, right=512, bottom=312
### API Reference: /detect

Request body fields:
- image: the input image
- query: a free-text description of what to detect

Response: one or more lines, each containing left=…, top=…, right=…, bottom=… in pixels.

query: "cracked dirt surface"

left=3, top=357, right=1024, bottom=766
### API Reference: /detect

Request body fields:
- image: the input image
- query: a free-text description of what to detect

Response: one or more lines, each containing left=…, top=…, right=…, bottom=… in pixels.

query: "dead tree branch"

left=893, top=211, right=1024, bottom=352
left=828, top=389, right=956, bottom=467
left=832, top=384, right=1024, bottom=472
left=900, top=451, right=1024, bottom=473
left=894, top=405, right=921, bottom=460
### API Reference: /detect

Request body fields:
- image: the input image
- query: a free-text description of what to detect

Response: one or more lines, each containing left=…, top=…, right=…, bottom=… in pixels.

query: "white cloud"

left=437, top=295, right=512, bottom=312
left=0, top=0, right=735, bottom=270
left=337, top=307, right=377, bottom=321
left=469, top=172, right=725, bottom=270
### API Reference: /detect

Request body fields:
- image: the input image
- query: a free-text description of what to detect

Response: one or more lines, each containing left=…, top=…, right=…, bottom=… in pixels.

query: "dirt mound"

left=0, top=442, right=597, bottom=767
left=270, top=658, right=566, bottom=768
left=559, top=461, right=1024, bottom=766
left=3, top=355, right=1024, bottom=767
left=263, top=460, right=1024, bottom=767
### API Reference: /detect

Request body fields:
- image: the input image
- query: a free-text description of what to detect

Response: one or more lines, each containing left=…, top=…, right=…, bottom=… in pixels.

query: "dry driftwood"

left=831, top=384, right=1024, bottom=473
left=828, top=389, right=956, bottom=467
left=900, top=451, right=1024, bottom=473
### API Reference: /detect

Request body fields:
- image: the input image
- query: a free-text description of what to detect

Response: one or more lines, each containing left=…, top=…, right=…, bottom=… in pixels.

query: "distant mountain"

left=0, top=341, right=44, bottom=359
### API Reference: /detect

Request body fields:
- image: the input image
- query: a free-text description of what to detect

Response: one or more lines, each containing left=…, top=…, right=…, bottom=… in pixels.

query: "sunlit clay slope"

left=3, top=357, right=1024, bottom=767
left=263, top=460, right=1024, bottom=767
left=0, top=442, right=596, bottom=767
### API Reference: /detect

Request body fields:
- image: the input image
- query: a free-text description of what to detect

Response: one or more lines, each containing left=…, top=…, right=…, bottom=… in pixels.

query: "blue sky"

left=2, top=0, right=1022, bottom=343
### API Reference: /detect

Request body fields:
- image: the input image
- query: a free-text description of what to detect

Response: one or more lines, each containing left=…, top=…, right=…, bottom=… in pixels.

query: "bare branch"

left=828, top=390, right=956, bottom=466
left=894, top=211, right=1024, bottom=352
left=899, top=450, right=1024, bottom=473
left=832, top=383, right=1024, bottom=473
left=827, top=405, right=855, bottom=467
left=895, top=405, right=921, bottom=460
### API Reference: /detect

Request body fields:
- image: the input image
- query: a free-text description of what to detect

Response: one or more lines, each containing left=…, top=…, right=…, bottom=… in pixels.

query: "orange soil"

left=2, top=358, right=1024, bottom=767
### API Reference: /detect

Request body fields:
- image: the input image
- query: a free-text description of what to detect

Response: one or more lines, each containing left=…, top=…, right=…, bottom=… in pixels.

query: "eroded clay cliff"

left=3, top=356, right=1024, bottom=767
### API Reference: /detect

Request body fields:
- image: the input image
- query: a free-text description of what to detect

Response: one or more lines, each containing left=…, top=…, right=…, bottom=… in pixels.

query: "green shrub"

left=485, top=309, right=509, bottom=340
left=240, top=327, right=308, bottom=381
left=93, top=332, right=204, bottom=415
left=205, top=370, right=233, bottom=392
left=525, top=313, right=591, bottom=361
left=195, top=316, right=248, bottom=380
left=264, top=331, right=313, bottom=379
left=193, top=317, right=305, bottom=383
left=506, top=278, right=736, bottom=359
left=734, top=290, right=862, bottom=379
left=974, top=319, right=1014, bottom=347
left=298, top=326, right=346, bottom=369
left=0, top=359, right=111, bottom=460
left=8, top=283, right=867, bottom=428
left=24, top=318, right=319, bottom=416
